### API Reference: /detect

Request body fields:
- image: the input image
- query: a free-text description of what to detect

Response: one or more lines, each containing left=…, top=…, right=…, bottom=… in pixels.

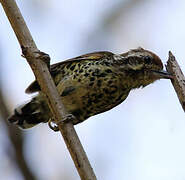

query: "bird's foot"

left=48, top=118, right=59, bottom=132
left=48, top=114, right=76, bottom=132
left=21, top=48, right=50, bottom=69
left=57, top=114, right=76, bottom=125
left=34, top=51, right=50, bottom=69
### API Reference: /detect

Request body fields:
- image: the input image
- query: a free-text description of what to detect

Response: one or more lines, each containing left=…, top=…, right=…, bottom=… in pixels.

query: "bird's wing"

left=50, top=51, right=113, bottom=70
left=25, top=51, right=114, bottom=94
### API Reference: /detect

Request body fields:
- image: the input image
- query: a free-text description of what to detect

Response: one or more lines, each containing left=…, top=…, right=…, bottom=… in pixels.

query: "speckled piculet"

left=8, top=47, right=172, bottom=130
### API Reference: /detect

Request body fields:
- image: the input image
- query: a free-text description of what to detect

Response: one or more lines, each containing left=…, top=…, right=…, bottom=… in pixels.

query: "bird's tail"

left=8, top=95, right=51, bottom=129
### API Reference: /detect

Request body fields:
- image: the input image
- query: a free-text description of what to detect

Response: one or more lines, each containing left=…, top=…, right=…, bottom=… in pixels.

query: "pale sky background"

left=0, top=0, right=185, bottom=180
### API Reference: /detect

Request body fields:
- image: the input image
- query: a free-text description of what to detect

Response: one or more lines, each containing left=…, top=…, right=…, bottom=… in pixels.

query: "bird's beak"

left=151, top=70, right=174, bottom=79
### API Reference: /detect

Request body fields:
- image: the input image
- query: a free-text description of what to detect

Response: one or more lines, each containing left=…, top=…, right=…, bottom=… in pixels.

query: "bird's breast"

left=55, top=61, right=130, bottom=123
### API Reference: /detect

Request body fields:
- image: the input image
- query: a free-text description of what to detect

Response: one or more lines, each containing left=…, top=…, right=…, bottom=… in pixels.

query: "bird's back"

left=9, top=52, right=130, bottom=128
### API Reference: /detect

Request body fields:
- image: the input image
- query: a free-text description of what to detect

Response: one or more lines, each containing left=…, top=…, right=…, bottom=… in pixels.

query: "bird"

left=8, top=47, right=172, bottom=131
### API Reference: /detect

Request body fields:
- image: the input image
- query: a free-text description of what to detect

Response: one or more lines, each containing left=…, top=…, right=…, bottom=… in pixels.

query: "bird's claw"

left=21, top=48, right=50, bottom=68
left=48, top=118, right=59, bottom=132
left=34, top=51, right=50, bottom=69
left=57, top=114, right=76, bottom=125
left=48, top=114, right=76, bottom=132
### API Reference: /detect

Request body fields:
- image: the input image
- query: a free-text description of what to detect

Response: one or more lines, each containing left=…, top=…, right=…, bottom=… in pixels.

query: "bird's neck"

left=121, top=70, right=156, bottom=89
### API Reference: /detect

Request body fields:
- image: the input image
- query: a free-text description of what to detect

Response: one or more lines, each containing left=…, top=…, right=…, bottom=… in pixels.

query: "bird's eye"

left=144, top=56, right=152, bottom=64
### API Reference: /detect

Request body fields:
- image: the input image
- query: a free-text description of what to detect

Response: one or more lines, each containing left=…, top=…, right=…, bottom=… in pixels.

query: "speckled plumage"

left=8, top=48, right=172, bottom=129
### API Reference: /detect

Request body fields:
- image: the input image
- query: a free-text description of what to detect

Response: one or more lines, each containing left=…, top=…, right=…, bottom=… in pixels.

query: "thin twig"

left=166, top=51, right=185, bottom=112
left=0, top=90, right=37, bottom=180
left=0, top=0, right=96, bottom=179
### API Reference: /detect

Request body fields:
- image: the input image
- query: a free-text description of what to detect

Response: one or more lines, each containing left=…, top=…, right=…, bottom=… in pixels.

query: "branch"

left=0, top=90, right=37, bottom=180
left=0, top=0, right=96, bottom=179
left=166, top=51, right=185, bottom=112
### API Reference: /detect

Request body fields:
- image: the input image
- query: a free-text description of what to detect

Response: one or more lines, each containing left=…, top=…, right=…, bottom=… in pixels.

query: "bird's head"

left=113, top=47, right=173, bottom=87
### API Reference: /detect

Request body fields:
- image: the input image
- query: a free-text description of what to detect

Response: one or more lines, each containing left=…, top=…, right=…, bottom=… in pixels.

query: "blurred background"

left=0, top=0, right=185, bottom=179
